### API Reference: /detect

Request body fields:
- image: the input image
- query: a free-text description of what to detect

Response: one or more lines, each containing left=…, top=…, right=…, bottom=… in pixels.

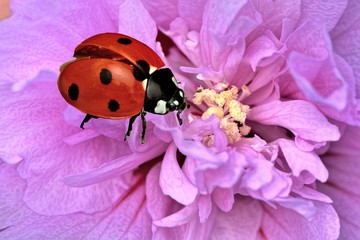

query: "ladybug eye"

left=167, top=102, right=177, bottom=111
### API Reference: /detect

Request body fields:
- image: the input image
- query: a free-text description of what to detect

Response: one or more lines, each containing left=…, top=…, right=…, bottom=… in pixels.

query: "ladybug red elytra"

left=58, top=33, right=188, bottom=143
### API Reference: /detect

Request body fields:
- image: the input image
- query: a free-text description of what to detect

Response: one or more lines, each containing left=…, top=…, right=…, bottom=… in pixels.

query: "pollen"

left=193, top=85, right=251, bottom=145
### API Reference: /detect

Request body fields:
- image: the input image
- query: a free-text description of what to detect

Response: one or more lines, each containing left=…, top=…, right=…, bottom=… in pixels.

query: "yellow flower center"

left=193, top=85, right=251, bottom=146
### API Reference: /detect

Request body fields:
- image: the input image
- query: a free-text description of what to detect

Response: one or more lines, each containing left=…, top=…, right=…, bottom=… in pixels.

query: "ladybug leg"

left=124, top=114, right=139, bottom=141
left=124, top=110, right=147, bottom=144
left=80, top=114, right=98, bottom=129
left=176, top=102, right=189, bottom=126
left=140, top=110, right=147, bottom=144
left=176, top=111, right=183, bottom=125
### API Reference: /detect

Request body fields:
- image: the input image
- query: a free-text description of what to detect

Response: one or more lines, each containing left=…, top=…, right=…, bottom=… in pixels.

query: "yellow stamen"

left=193, top=84, right=251, bottom=145
left=202, top=107, right=224, bottom=119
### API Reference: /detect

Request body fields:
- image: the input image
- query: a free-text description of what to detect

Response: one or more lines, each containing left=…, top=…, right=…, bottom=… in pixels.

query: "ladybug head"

left=166, top=88, right=188, bottom=124
left=144, top=68, right=188, bottom=124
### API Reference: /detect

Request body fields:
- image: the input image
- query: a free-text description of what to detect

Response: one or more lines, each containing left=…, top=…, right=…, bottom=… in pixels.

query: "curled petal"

left=160, top=143, right=198, bottom=205
left=276, top=138, right=329, bottom=182
left=249, top=100, right=340, bottom=147
left=64, top=140, right=167, bottom=187
left=154, top=204, right=198, bottom=227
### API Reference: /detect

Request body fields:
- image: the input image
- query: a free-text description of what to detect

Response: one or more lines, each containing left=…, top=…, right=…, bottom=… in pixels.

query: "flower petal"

left=146, top=163, right=182, bottom=220
left=292, top=185, right=332, bottom=203
left=243, top=31, right=285, bottom=71
left=83, top=180, right=152, bottom=240
left=198, top=195, right=212, bottom=223
left=118, top=0, right=158, bottom=49
left=172, top=129, right=229, bottom=167
left=193, top=150, right=246, bottom=193
left=251, top=0, right=301, bottom=39
left=140, top=0, right=179, bottom=30
left=146, top=163, right=187, bottom=239
left=276, top=138, right=329, bottom=182
left=275, top=197, right=317, bottom=219
left=212, top=187, right=234, bottom=212
left=299, top=0, right=347, bottom=31
left=0, top=165, right=152, bottom=239
left=0, top=82, right=127, bottom=215
left=0, top=0, right=119, bottom=90
left=154, top=204, right=198, bottom=227
left=333, top=11, right=359, bottom=76
left=64, top=139, right=167, bottom=187
left=199, top=0, right=261, bottom=82
left=319, top=125, right=360, bottom=239
left=0, top=165, right=28, bottom=230
left=160, top=143, right=198, bottom=205
left=0, top=151, right=23, bottom=164
left=286, top=20, right=350, bottom=112
left=261, top=202, right=339, bottom=239
left=288, top=51, right=348, bottom=111
left=211, top=198, right=262, bottom=240
left=239, top=150, right=292, bottom=201
left=248, top=100, right=340, bottom=145
left=178, top=0, right=206, bottom=31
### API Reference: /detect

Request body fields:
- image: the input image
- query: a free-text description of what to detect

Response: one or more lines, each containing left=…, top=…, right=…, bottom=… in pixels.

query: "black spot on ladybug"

left=108, top=99, right=120, bottom=112
left=133, top=60, right=150, bottom=81
left=100, top=68, right=112, bottom=85
left=137, top=60, right=150, bottom=73
left=68, top=83, right=79, bottom=101
left=117, top=38, right=132, bottom=45
left=133, top=68, right=147, bottom=81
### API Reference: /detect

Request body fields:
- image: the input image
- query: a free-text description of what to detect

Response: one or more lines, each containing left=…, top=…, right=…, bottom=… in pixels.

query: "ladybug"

left=58, top=33, right=188, bottom=143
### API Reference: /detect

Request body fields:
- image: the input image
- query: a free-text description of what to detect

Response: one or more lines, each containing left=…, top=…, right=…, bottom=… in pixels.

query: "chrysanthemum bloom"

left=0, top=0, right=359, bottom=239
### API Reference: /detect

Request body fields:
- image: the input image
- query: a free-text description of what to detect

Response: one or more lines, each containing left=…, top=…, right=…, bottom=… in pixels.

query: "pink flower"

left=0, top=0, right=359, bottom=239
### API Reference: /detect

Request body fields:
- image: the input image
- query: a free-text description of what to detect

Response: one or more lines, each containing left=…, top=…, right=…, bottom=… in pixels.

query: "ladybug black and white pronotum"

left=58, top=33, right=188, bottom=143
